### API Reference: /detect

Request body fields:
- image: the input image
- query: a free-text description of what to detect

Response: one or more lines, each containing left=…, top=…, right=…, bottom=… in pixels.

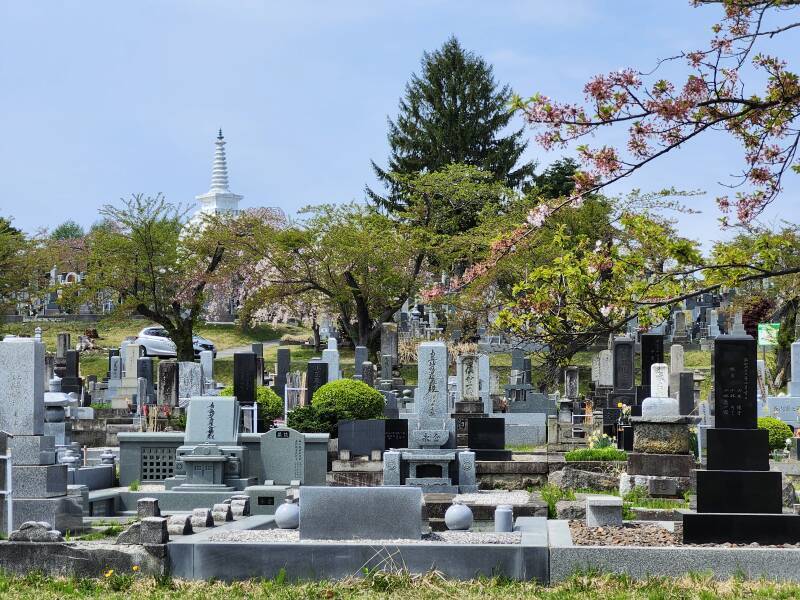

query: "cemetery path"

left=217, top=340, right=279, bottom=359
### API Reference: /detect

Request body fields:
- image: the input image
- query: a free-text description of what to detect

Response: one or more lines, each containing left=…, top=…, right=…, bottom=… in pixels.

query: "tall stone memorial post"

left=0, top=337, right=82, bottom=533
left=683, top=333, right=800, bottom=544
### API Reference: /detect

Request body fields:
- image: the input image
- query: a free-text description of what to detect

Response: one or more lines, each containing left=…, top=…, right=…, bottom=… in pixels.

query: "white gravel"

left=206, top=529, right=522, bottom=545
left=453, top=491, right=532, bottom=505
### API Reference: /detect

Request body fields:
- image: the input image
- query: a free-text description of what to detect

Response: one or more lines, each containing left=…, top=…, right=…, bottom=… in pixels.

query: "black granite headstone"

left=233, top=352, right=258, bottom=405
left=640, top=334, right=664, bottom=387
left=678, top=371, right=695, bottom=415
left=467, top=418, right=512, bottom=460
left=61, top=349, right=83, bottom=395
left=714, top=334, right=757, bottom=429
left=107, top=348, right=120, bottom=379
left=275, top=348, right=290, bottom=399
left=305, top=360, right=328, bottom=404
left=338, top=419, right=384, bottom=457
left=384, top=417, right=407, bottom=449
left=706, top=428, right=769, bottom=471
left=683, top=333, right=800, bottom=544
left=613, top=337, right=635, bottom=392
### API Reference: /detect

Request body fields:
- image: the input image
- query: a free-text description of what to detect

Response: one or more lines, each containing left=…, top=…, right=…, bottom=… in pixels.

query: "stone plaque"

left=460, top=354, right=479, bottom=401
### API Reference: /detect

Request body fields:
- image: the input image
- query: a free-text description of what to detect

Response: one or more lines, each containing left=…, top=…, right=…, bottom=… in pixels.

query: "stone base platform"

left=0, top=496, right=84, bottom=534
left=683, top=512, right=800, bottom=544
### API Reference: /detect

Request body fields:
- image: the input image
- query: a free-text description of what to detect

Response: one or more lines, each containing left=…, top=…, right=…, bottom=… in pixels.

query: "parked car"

left=133, top=326, right=217, bottom=358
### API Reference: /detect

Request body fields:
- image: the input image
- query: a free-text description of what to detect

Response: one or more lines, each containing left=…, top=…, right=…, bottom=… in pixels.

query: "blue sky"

left=1, top=0, right=797, bottom=246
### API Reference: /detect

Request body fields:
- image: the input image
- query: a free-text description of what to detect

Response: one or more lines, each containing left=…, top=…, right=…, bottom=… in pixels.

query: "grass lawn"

left=0, top=571, right=797, bottom=599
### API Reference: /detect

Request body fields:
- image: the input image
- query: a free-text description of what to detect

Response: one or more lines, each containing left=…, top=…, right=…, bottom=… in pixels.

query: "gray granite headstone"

left=199, top=351, right=214, bottom=384
left=598, top=350, right=613, bottom=387
left=299, top=486, right=422, bottom=540
left=354, top=346, right=368, bottom=373
left=262, top=427, right=305, bottom=485
left=178, top=362, right=203, bottom=399
left=275, top=348, right=290, bottom=399
left=184, top=396, right=240, bottom=445
left=416, top=341, right=448, bottom=418
left=361, top=361, right=375, bottom=387
left=0, top=337, right=45, bottom=435
left=380, top=323, right=398, bottom=365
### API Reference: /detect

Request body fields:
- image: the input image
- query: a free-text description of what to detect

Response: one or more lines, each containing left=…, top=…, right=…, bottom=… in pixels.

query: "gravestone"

left=790, top=340, right=800, bottom=397
left=707, top=309, right=721, bottom=338
left=564, top=366, right=579, bottom=399
left=598, top=350, right=613, bottom=388
left=672, top=311, right=688, bottom=343
left=478, top=353, right=491, bottom=414
left=262, top=427, right=305, bottom=484
left=137, top=357, right=155, bottom=403
left=109, top=356, right=122, bottom=380
left=305, top=360, right=328, bottom=404
left=678, top=372, right=695, bottom=415
left=591, top=355, right=600, bottom=384
left=338, top=419, right=408, bottom=457
left=233, top=352, right=257, bottom=405
left=200, top=350, right=214, bottom=386
left=354, top=346, right=368, bottom=374
left=640, top=334, right=664, bottom=388
left=683, top=333, right=800, bottom=544
left=157, top=360, right=179, bottom=406
left=384, top=418, right=408, bottom=449
left=361, top=361, right=375, bottom=387
left=275, top=348, right=291, bottom=399
left=178, top=362, right=203, bottom=400
left=184, top=397, right=241, bottom=445
left=380, top=354, right=392, bottom=381
left=60, top=350, right=83, bottom=396
left=321, top=338, right=340, bottom=382
left=650, top=363, right=669, bottom=398
left=380, top=323, right=398, bottom=365
left=467, top=418, right=511, bottom=460
left=416, top=341, right=448, bottom=418
left=612, top=337, right=636, bottom=404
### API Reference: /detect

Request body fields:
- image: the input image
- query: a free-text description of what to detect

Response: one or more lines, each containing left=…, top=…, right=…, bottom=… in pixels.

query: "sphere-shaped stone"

left=444, top=502, right=473, bottom=531
left=274, top=500, right=300, bottom=529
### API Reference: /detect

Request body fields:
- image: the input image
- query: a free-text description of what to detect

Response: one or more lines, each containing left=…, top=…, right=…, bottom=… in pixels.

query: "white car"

left=132, top=326, right=217, bottom=358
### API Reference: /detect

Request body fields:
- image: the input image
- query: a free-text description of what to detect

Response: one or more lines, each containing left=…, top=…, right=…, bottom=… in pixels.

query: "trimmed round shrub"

left=221, top=385, right=284, bottom=423
left=758, top=417, right=793, bottom=451
left=311, top=379, right=385, bottom=422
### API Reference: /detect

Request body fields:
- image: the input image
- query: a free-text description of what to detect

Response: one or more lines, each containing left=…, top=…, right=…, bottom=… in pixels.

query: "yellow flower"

left=132, top=565, right=140, bottom=572
left=104, top=569, right=114, bottom=578
left=617, top=402, right=623, bottom=408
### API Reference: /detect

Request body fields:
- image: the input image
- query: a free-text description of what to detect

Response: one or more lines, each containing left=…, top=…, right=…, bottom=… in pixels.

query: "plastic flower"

left=104, top=569, right=114, bottom=578
left=132, top=565, right=140, bottom=572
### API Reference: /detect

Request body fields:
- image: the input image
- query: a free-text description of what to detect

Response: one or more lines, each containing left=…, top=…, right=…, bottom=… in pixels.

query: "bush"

left=312, top=379, right=385, bottom=422
left=285, top=379, right=386, bottom=435
left=564, top=447, right=627, bottom=462
left=221, top=385, right=284, bottom=424
left=758, top=417, right=793, bottom=451
left=286, top=405, right=331, bottom=434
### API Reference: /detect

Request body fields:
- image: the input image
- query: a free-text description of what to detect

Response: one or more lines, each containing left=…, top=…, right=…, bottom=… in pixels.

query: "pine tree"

left=369, top=37, right=534, bottom=213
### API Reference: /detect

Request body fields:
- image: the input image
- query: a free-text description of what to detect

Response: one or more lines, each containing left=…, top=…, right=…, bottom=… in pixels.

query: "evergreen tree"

left=50, top=220, right=84, bottom=240
left=369, top=37, right=534, bottom=213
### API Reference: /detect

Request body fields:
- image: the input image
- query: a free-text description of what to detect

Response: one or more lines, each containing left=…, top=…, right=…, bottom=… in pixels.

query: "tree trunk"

left=174, top=319, right=195, bottom=361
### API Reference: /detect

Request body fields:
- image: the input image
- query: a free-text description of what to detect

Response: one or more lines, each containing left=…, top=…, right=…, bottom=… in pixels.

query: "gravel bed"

left=569, top=521, right=800, bottom=549
left=206, top=529, right=522, bottom=545
left=453, top=491, right=531, bottom=505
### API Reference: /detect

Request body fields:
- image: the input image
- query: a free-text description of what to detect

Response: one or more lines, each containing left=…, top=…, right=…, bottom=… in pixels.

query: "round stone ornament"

left=444, top=502, right=473, bottom=531
left=274, top=499, right=300, bottom=529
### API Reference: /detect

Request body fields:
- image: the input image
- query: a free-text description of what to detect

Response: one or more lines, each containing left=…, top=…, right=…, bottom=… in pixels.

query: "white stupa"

left=189, top=129, right=243, bottom=228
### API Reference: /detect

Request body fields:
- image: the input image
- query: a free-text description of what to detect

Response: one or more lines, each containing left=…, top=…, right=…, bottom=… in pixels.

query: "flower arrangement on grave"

left=617, top=402, right=632, bottom=425
left=587, top=432, right=614, bottom=450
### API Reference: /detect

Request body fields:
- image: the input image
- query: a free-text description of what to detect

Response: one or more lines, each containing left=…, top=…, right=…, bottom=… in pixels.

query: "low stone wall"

left=0, top=542, right=166, bottom=578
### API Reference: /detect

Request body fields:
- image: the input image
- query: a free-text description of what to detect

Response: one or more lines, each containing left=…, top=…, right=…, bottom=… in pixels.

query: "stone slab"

left=299, top=486, right=422, bottom=540
left=0, top=338, right=45, bottom=435
left=12, top=464, right=68, bottom=498
left=683, top=512, right=800, bottom=545
left=696, top=469, right=782, bottom=513
left=706, top=428, right=770, bottom=471
left=9, top=435, right=56, bottom=466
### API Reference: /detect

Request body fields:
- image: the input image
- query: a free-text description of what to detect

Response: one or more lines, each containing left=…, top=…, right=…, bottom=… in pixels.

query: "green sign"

left=757, top=323, right=780, bottom=346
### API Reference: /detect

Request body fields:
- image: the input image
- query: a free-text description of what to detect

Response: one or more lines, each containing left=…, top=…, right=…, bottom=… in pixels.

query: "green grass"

left=537, top=484, right=576, bottom=519
left=3, top=570, right=796, bottom=599
left=564, top=447, right=627, bottom=462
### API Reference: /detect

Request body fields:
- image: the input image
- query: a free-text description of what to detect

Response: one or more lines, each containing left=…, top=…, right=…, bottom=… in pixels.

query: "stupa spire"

left=210, top=129, right=230, bottom=192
